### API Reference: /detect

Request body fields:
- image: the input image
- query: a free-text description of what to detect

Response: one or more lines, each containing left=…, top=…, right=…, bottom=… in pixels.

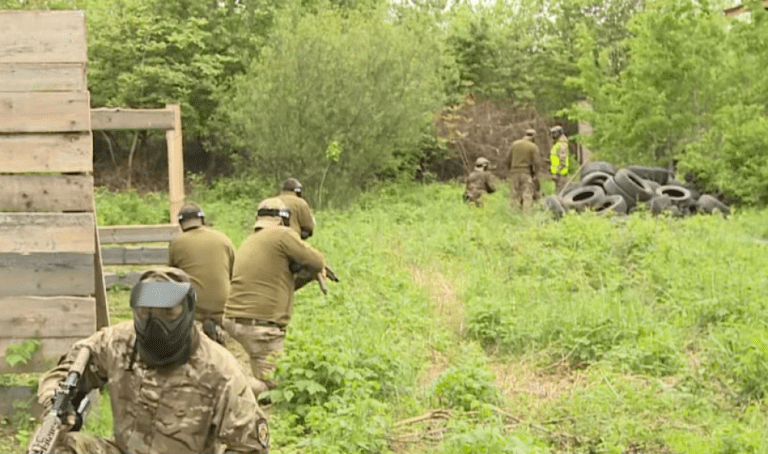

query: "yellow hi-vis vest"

left=550, top=142, right=569, bottom=175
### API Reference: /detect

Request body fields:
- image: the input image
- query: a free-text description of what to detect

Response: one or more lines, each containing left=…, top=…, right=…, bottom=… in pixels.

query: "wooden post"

left=166, top=104, right=184, bottom=223
left=93, top=202, right=110, bottom=329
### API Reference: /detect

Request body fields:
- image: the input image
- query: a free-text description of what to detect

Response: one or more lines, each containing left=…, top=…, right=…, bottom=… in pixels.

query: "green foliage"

left=94, top=187, right=168, bottom=226
left=3, top=339, right=41, bottom=368
left=439, top=422, right=546, bottom=454
left=428, top=350, right=500, bottom=411
left=216, top=3, right=450, bottom=209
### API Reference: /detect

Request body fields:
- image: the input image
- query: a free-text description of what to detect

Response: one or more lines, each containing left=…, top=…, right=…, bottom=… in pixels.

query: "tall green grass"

left=5, top=178, right=765, bottom=454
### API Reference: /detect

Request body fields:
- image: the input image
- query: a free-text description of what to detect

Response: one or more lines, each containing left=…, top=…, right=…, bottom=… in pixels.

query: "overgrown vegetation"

left=6, top=181, right=767, bottom=453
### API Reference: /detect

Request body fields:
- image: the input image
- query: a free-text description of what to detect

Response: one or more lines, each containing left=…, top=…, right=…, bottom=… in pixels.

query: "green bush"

left=94, top=187, right=168, bottom=225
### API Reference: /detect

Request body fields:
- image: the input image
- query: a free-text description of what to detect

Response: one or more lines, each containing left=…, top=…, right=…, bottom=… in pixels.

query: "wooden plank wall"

left=0, top=11, right=101, bottom=374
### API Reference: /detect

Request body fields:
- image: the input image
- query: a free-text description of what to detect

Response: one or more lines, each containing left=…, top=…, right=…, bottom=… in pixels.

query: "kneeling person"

left=35, top=267, right=270, bottom=454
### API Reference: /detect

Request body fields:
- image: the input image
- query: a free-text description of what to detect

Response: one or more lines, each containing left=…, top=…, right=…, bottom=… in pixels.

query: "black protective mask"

left=131, top=282, right=196, bottom=368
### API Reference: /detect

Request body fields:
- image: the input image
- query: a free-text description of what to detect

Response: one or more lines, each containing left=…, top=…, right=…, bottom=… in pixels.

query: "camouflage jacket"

left=465, top=169, right=496, bottom=196
left=38, top=322, right=270, bottom=454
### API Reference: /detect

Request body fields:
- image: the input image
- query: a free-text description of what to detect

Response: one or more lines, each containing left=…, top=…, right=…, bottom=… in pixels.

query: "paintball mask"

left=130, top=281, right=196, bottom=368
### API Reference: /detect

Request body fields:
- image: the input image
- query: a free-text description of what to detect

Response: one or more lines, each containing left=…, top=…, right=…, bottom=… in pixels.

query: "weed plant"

left=5, top=178, right=764, bottom=453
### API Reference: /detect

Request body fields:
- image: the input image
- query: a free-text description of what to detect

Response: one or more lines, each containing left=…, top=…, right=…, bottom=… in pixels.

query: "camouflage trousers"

left=552, top=174, right=569, bottom=195
left=49, top=432, right=122, bottom=454
left=222, top=317, right=285, bottom=398
left=510, top=173, right=535, bottom=211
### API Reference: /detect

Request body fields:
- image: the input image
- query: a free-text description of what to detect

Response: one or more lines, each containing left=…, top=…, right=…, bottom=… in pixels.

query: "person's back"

left=169, top=225, right=234, bottom=317
left=507, top=129, right=541, bottom=211
left=507, top=138, right=539, bottom=174
left=277, top=178, right=315, bottom=239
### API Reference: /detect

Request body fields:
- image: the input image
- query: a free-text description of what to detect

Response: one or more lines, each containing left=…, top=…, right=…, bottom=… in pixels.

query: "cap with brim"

left=130, top=282, right=192, bottom=308
left=525, top=129, right=536, bottom=136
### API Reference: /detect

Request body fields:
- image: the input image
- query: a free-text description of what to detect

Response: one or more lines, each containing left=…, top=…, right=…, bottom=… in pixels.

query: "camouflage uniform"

left=169, top=225, right=235, bottom=342
left=223, top=221, right=325, bottom=397
left=277, top=191, right=315, bottom=240
left=506, top=136, right=541, bottom=211
left=463, top=169, right=496, bottom=206
left=37, top=322, right=270, bottom=454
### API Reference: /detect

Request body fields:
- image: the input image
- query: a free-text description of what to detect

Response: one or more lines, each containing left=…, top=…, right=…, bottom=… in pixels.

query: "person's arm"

left=298, top=201, right=315, bottom=240
left=213, top=373, right=270, bottom=453
left=485, top=173, right=496, bottom=193
left=38, top=329, right=111, bottom=410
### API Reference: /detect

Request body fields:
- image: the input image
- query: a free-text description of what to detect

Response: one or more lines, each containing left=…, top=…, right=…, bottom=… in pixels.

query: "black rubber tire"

left=696, top=194, right=730, bottom=216
left=561, top=185, right=605, bottom=212
left=580, top=171, right=612, bottom=189
left=542, top=195, right=566, bottom=219
left=613, top=168, right=654, bottom=202
left=624, top=165, right=673, bottom=185
left=559, top=181, right=582, bottom=198
left=655, top=185, right=693, bottom=212
left=603, top=177, right=635, bottom=210
left=594, top=194, right=628, bottom=216
left=647, top=195, right=672, bottom=215
left=580, top=161, right=618, bottom=179
left=644, top=179, right=661, bottom=194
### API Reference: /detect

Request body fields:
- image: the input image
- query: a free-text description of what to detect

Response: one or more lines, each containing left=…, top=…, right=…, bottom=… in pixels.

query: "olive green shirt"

left=168, top=226, right=235, bottom=317
left=277, top=191, right=315, bottom=239
left=224, top=226, right=324, bottom=326
left=506, top=137, right=540, bottom=175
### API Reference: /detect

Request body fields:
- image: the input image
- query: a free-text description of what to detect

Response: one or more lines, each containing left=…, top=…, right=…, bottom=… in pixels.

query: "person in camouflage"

left=36, top=267, right=270, bottom=454
left=169, top=203, right=235, bottom=344
left=223, top=198, right=325, bottom=398
left=463, top=157, right=496, bottom=206
left=276, top=178, right=315, bottom=240
left=506, top=128, right=541, bottom=211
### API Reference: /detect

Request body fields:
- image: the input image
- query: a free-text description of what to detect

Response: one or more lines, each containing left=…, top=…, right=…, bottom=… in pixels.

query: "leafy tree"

left=216, top=3, right=451, bottom=208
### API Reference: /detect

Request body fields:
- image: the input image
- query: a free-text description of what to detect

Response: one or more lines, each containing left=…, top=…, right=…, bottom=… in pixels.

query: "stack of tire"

left=541, top=161, right=730, bottom=219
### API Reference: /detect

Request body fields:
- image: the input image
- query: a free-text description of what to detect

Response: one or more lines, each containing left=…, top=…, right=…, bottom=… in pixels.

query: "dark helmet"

left=254, top=197, right=291, bottom=229
left=550, top=125, right=564, bottom=138
left=282, top=178, right=303, bottom=198
left=130, top=267, right=197, bottom=368
left=474, top=157, right=490, bottom=170
left=177, top=203, right=205, bottom=230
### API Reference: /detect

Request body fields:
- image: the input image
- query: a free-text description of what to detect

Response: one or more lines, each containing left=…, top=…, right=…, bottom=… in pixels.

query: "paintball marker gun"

left=27, top=347, right=92, bottom=454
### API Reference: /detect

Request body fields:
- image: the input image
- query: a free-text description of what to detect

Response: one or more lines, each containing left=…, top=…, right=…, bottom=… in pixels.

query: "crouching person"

left=35, top=267, right=270, bottom=454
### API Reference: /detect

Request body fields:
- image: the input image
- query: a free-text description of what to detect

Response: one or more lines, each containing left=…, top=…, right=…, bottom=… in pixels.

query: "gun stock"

left=27, top=347, right=91, bottom=454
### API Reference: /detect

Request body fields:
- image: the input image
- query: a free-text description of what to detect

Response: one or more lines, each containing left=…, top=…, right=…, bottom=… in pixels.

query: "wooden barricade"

left=99, top=224, right=181, bottom=289
left=0, top=11, right=108, bottom=373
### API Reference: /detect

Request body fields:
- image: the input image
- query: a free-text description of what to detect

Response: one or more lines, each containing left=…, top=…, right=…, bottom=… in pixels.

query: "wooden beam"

left=0, top=11, right=87, bottom=64
left=0, top=213, right=95, bottom=253
left=97, top=224, right=180, bottom=244
left=166, top=104, right=185, bottom=223
left=0, top=253, right=95, bottom=297
left=101, top=247, right=169, bottom=266
left=0, top=91, right=90, bottom=133
left=92, top=211, right=110, bottom=329
left=0, top=133, right=92, bottom=173
left=0, top=63, right=87, bottom=92
left=0, top=174, right=93, bottom=212
left=724, top=0, right=768, bottom=16
left=90, top=107, right=176, bottom=131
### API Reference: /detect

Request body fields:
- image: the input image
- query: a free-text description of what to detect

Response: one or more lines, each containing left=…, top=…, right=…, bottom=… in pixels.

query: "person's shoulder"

left=195, top=335, right=250, bottom=378
left=206, top=226, right=235, bottom=245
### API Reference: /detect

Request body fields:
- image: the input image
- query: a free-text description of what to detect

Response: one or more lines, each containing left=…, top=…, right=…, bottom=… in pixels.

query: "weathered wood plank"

left=101, top=247, right=169, bottom=265
left=0, top=296, right=96, bottom=339
left=0, top=63, right=87, bottom=92
left=0, top=92, right=90, bottom=133
left=0, top=253, right=95, bottom=296
left=0, top=174, right=93, bottom=212
left=0, top=133, right=92, bottom=173
left=166, top=104, right=185, bottom=222
left=92, top=202, right=110, bottom=329
left=0, top=337, right=84, bottom=374
left=98, top=224, right=180, bottom=244
left=0, top=10, right=86, bottom=64
left=0, top=213, right=95, bottom=253
left=91, top=107, right=176, bottom=131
